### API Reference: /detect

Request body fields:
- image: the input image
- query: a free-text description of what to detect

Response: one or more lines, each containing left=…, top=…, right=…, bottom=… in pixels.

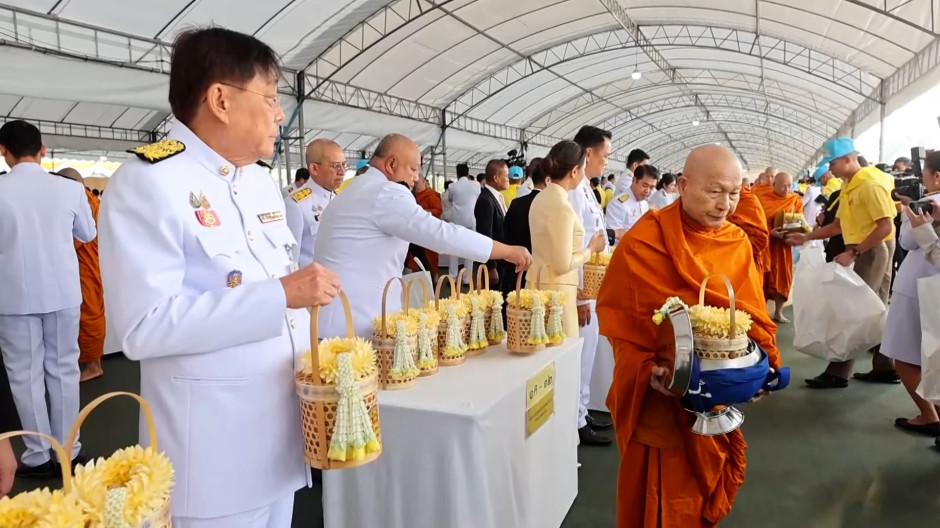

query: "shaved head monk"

left=57, top=167, right=106, bottom=381
left=596, top=145, right=780, bottom=528
left=757, top=171, right=804, bottom=323
left=728, top=175, right=771, bottom=280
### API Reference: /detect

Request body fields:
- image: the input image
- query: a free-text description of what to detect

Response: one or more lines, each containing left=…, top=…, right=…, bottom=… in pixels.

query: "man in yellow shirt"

left=500, top=165, right=523, bottom=206
left=788, top=137, right=899, bottom=388
left=337, top=160, right=369, bottom=194
left=815, top=165, right=843, bottom=198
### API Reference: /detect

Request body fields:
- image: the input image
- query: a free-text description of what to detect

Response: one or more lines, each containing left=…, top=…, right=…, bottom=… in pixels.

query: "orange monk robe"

left=756, top=190, right=803, bottom=300
left=75, top=190, right=106, bottom=363
left=727, top=185, right=771, bottom=278
left=596, top=201, right=779, bottom=528
left=406, top=187, right=443, bottom=274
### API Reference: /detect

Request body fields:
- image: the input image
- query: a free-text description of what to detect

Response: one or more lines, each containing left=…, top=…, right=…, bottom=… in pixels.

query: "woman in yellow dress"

left=528, top=140, right=606, bottom=337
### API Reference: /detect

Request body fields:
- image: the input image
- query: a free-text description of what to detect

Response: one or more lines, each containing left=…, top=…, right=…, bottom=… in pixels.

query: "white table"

left=588, top=336, right=614, bottom=412
left=323, top=338, right=583, bottom=528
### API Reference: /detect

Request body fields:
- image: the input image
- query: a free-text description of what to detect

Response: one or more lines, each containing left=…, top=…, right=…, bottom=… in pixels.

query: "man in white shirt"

left=281, top=167, right=309, bottom=197
left=614, top=148, right=651, bottom=196
left=570, top=125, right=614, bottom=446
left=606, top=165, right=659, bottom=237
left=284, top=139, right=345, bottom=267
left=313, top=134, right=531, bottom=339
left=446, top=163, right=482, bottom=283
left=0, top=120, right=96, bottom=477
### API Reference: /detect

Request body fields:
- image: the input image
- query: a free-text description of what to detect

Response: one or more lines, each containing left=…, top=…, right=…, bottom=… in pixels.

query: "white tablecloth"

left=588, top=336, right=614, bottom=412
left=323, top=338, right=583, bottom=528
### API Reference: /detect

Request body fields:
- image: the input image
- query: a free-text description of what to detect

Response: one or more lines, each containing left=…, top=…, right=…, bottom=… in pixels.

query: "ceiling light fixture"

left=692, top=120, right=700, bottom=126
left=631, top=70, right=642, bottom=80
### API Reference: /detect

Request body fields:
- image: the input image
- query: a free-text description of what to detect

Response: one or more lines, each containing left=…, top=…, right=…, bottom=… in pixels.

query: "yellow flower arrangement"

left=588, top=252, right=611, bottom=266
left=405, top=307, right=440, bottom=330
left=464, top=291, right=492, bottom=310
left=428, top=298, right=470, bottom=318
left=506, top=289, right=550, bottom=309
left=71, top=446, right=174, bottom=528
left=371, top=312, right=420, bottom=338
left=297, top=337, right=378, bottom=385
left=0, top=488, right=85, bottom=528
left=651, top=297, right=752, bottom=339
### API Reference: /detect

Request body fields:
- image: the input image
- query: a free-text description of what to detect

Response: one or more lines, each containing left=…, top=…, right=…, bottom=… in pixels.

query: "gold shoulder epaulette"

left=618, top=194, right=628, bottom=203
left=291, top=188, right=312, bottom=202
left=126, top=139, right=185, bottom=164
left=256, top=159, right=272, bottom=170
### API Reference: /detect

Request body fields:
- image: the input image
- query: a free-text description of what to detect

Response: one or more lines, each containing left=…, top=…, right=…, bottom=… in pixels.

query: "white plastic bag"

left=402, top=257, right=434, bottom=310
left=791, top=245, right=887, bottom=362
left=917, top=275, right=940, bottom=405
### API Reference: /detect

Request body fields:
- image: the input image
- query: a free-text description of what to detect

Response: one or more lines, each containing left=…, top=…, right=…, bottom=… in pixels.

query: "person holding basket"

left=98, top=27, right=340, bottom=528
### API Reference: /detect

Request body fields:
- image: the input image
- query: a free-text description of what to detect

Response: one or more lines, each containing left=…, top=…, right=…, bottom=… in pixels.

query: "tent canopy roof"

left=2, top=0, right=939, bottom=172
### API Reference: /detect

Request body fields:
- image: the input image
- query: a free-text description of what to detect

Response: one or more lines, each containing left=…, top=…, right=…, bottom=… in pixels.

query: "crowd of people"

left=0, top=23, right=939, bottom=528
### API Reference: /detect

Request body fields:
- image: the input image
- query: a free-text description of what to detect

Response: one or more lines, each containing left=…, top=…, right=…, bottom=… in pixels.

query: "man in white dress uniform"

left=569, top=126, right=614, bottom=446
left=446, top=163, right=482, bottom=282
left=284, top=139, right=345, bottom=267
left=606, top=164, right=658, bottom=238
left=314, top=134, right=532, bottom=339
left=613, top=148, right=651, bottom=196
left=98, top=28, right=340, bottom=528
left=0, top=119, right=96, bottom=476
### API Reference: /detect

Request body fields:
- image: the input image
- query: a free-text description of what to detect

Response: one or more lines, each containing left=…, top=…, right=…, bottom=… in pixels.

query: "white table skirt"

left=588, top=336, right=614, bottom=412
left=323, top=338, right=583, bottom=528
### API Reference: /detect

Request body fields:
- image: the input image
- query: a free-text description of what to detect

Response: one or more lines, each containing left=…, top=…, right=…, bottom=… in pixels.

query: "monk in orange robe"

left=756, top=172, right=803, bottom=323
left=728, top=184, right=771, bottom=279
left=406, top=175, right=443, bottom=276
left=57, top=168, right=106, bottom=381
left=597, top=145, right=780, bottom=528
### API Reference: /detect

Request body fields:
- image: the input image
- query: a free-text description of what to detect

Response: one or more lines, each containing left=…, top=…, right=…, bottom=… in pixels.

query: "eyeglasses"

left=312, top=161, right=348, bottom=173
left=220, top=83, right=280, bottom=111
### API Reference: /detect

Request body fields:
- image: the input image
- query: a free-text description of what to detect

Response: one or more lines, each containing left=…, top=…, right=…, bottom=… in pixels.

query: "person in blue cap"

left=787, top=137, right=900, bottom=388
left=500, top=164, right=525, bottom=205
left=336, top=159, right=370, bottom=194
left=816, top=164, right=842, bottom=199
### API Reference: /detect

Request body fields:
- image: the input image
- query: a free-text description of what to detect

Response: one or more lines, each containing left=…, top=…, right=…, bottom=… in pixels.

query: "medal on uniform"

left=226, top=270, right=243, bottom=288
left=190, top=190, right=221, bottom=227
left=285, top=244, right=299, bottom=272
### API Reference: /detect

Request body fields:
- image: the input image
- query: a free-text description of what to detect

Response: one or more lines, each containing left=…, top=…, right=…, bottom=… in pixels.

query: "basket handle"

left=455, top=268, right=472, bottom=299
left=698, top=273, right=736, bottom=334
left=379, top=277, right=410, bottom=337
left=533, top=263, right=556, bottom=290
left=475, top=264, right=490, bottom=293
left=64, top=391, right=159, bottom=470
left=0, top=431, right=72, bottom=492
left=434, top=274, right=456, bottom=310
left=310, top=290, right=355, bottom=386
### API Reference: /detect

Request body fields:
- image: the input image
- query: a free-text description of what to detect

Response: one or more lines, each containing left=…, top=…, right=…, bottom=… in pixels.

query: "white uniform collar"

left=168, top=122, right=243, bottom=181
left=299, top=178, right=336, bottom=201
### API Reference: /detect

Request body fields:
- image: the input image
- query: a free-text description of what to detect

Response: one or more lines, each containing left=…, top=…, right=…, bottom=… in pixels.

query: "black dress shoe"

left=804, top=373, right=848, bottom=389
left=578, top=425, right=613, bottom=446
left=853, top=370, right=901, bottom=384
left=894, top=418, right=940, bottom=437
left=16, top=460, right=56, bottom=478
left=585, top=414, right=613, bottom=431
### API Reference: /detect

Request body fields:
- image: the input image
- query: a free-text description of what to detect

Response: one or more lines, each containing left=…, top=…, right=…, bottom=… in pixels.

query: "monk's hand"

left=280, top=263, right=341, bottom=308
left=650, top=366, right=676, bottom=397
left=577, top=304, right=591, bottom=327
left=770, top=227, right=787, bottom=240
left=834, top=251, right=856, bottom=267
left=785, top=232, right=806, bottom=247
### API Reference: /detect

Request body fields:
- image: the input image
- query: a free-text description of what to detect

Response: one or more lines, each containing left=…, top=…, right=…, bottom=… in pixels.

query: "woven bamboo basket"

left=64, top=392, right=172, bottom=528
left=372, top=277, right=419, bottom=390
left=535, top=267, right=565, bottom=348
left=0, top=431, right=85, bottom=527
left=582, top=251, right=610, bottom=300
left=461, top=265, right=491, bottom=356
left=694, top=274, right=750, bottom=360
left=297, top=291, right=382, bottom=470
left=507, top=264, right=556, bottom=354
left=480, top=265, right=506, bottom=346
left=408, top=277, right=439, bottom=377
left=433, top=274, right=468, bottom=366
left=455, top=268, right=473, bottom=346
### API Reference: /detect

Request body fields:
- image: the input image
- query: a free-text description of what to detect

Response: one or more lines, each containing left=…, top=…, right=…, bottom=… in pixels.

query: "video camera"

left=891, top=146, right=925, bottom=202
left=505, top=142, right=528, bottom=169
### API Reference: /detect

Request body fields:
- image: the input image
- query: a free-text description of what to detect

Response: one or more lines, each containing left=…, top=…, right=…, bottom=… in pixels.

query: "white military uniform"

left=568, top=178, right=609, bottom=429
left=445, top=176, right=482, bottom=280
left=0, top=162, right=95, bottom=467
left=98, top=123, right=309, bottom=527
left=614, top=168, right=635, bottom=196
left=314, top=167, right=492, bottom=339
left=284, top=179, right=334, bottom=268
left=605, top=190, right=650, bottom=232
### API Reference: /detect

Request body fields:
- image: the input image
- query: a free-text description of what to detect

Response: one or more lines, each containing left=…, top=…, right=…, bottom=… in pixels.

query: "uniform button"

left=247, top=231, right=255, bottom=242
left=289, top=319, right=296, bottom=329
left=233, top=185, right=239, bottom=195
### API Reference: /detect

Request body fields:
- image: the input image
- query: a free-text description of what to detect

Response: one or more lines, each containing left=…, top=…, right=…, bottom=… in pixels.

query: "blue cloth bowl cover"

left=683, top=342, right=790, bottom=413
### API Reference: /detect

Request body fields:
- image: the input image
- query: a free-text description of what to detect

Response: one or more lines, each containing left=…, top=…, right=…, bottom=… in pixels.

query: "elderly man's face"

left=678, top=147, right=742, bottom=228
left=773, top=174, right=792, bottom=197
left=308, top=145, right=347, bottom=191
left=227, top=72, right=284, bottom=159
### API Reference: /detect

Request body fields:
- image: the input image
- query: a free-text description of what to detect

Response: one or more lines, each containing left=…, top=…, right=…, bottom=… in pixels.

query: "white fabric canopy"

left=1, top=0, right=939, bottom=173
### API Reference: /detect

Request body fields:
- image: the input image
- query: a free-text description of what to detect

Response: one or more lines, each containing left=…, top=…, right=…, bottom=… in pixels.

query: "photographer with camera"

left=884, top=151, right=940, bottom=437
